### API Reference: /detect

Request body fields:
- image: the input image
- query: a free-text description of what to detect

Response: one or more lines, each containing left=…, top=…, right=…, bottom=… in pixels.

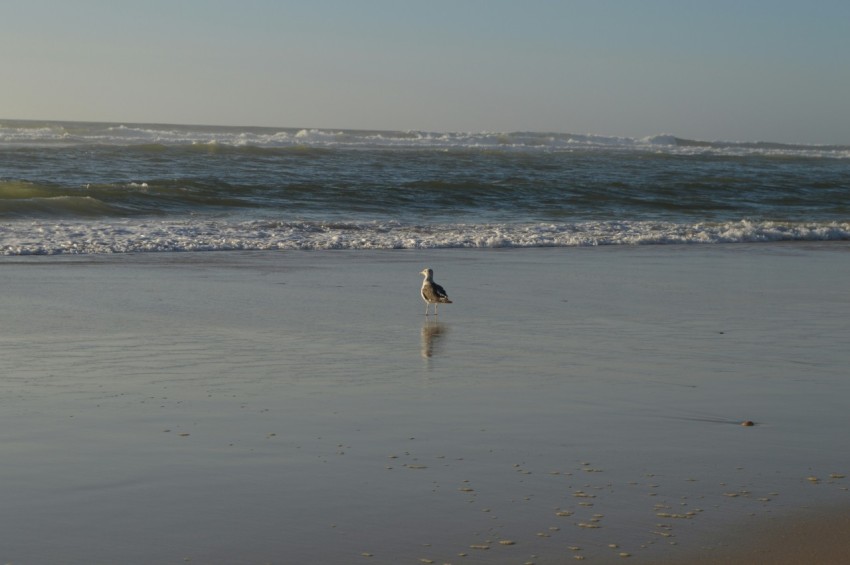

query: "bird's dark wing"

left=431, top=282, right=450, bottom=301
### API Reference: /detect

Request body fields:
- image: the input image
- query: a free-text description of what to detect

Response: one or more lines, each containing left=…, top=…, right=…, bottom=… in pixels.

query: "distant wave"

left=2, top=119, right=848, bottom=158
left=0, top=179, right=260, bottom=218
left=2, top=219, right=848, bottom=255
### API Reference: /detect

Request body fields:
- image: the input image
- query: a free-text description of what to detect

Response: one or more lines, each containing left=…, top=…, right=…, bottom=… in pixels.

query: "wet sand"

left=1, top=244, right=849, bottom=564
left=648, top=507, right=850, bottom=564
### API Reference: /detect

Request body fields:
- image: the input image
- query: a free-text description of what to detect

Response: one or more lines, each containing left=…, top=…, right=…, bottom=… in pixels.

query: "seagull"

left=420, top=268, right=452, bottom=316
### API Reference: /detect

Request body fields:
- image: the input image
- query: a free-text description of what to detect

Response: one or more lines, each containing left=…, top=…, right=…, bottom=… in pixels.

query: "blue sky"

left=2, top=1, right=848, bottom=143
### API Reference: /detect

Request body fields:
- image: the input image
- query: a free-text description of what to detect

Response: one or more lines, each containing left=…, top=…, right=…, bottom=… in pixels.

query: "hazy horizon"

left=3, top=1, right=849, bottom=145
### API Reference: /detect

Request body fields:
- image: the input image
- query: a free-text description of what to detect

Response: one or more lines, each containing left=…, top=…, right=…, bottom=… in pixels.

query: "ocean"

left=1, top=119, right=848, bottom=255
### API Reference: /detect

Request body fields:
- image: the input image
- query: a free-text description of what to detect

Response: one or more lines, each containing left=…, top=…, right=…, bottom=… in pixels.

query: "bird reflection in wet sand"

left=421, top=320, right=449, bottom=359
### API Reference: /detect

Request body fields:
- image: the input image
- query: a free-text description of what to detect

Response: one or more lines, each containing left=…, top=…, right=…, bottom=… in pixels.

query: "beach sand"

left=1, top=244, right=848, bottom=564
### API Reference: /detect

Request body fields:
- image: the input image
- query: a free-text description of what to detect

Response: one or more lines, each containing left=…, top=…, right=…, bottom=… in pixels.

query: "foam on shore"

left=3, top=218, right=849, bottom=255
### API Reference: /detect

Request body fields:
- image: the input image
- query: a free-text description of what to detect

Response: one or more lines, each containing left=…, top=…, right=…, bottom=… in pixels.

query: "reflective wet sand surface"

left=1, top=245, right=848, bottom=564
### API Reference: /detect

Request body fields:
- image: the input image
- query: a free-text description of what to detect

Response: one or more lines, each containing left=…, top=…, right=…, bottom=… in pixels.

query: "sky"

left=2, top=0, right=849, bottom=144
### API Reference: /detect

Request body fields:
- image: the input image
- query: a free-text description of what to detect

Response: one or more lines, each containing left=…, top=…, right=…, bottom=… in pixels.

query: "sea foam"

left=2, top=219, right=848, bottom=255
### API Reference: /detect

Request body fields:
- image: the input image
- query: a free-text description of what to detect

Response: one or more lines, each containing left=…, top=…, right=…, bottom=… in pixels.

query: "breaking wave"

left=3, top=219, right=848, bottom=255
left=2, top=119, right=848, bottom=159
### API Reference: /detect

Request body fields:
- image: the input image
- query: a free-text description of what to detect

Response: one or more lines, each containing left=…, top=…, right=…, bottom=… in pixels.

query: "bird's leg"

left=435, top=303, right=439, bottom=316
left=424, top=303, right=430, bottom=316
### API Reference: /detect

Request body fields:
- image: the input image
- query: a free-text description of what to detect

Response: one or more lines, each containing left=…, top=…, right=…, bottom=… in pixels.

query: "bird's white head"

left=421, top=268, right=433, bottom=278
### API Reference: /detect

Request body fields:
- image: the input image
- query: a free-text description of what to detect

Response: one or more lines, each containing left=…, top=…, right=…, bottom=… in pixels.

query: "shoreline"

left=1, top=243, right=848, bottom=564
